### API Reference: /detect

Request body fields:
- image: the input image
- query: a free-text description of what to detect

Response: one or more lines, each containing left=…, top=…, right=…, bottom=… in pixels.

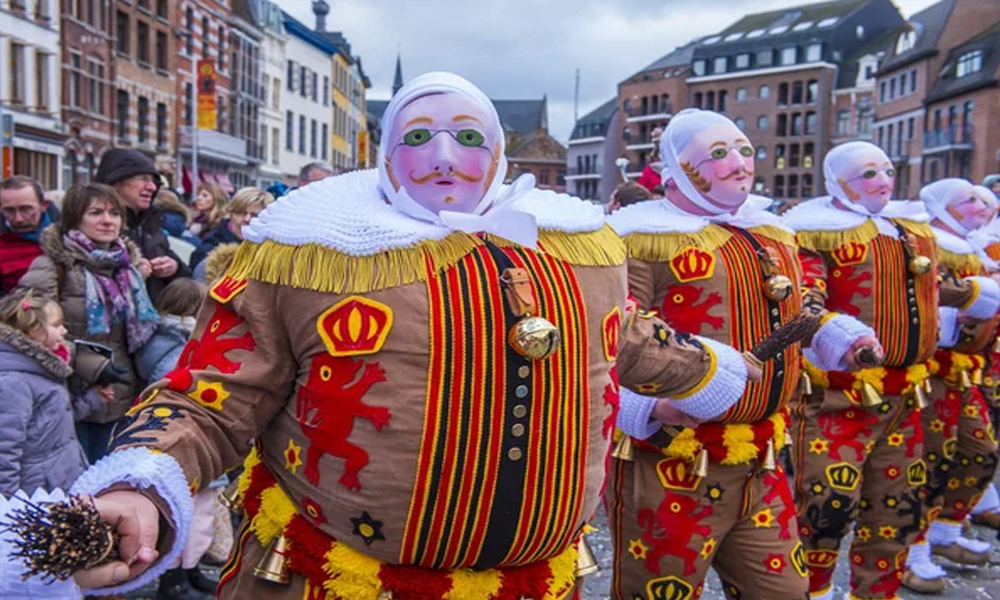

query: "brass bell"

left=924, top=378, right=933, bottom=394
left=860, top=381, right=883, bottom=407
left=762, top=439, right=777, bottom=472
left=972, top=369, right=984, bottom=386
left=993, top=337, right=1000, bottom=354
left=377, top=592, right=394, bottom=600
left=960, top=370, right=973, bottom=391
left=611, top=435, right=634, bottom=462
left=694, top=449, right=710, bottom=478
left=576, top=537, right=600, bottom=578
left=509, top=316, right=561, bottom=360
left=254, top=534, right=291, bottom=584
left=801, top=372, right=813, bottom=396
left=909, top=255, right=933, bottom=275
left=912, top=385, right=929, bottom=410
left=764, top=274, right=794, bottom=302
left=218, top=478, right=243, bottom=515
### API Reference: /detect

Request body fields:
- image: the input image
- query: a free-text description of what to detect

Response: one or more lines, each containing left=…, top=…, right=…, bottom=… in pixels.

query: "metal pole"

left=191, top=53, right=198, bottom=194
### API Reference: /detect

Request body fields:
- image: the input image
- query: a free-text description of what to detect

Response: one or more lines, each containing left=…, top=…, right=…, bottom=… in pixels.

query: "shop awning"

left=215, top=171, right=235, bottom=194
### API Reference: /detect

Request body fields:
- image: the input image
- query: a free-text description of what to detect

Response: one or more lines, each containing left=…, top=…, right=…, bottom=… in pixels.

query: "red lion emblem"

left=762, top=470, right=796, bottom=540
left=897, top=408, right=924, bottom=458
left=826, top=266, right=872, bottom=317
left=661, top=284, right=724, bottom=335
left=296, top=354, right=391, bottom=491
left=819, top=408, right=878, bottom=462
left=638, top=491, right=713, bottom=576
left=165, top=305, right=257, bottom=392
left=603, top=369, right=620, bottom=441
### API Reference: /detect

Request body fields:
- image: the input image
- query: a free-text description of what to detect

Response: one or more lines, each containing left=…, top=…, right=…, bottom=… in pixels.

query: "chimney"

left=392, top=53, right=404, bottom=96
left=312, top=0, right=330, bottom=32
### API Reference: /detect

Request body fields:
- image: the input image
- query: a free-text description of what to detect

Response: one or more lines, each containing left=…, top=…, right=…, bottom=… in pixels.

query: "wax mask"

left=675, top=124, right=755, bottom=212
left=834, top=147, right=895, bottom=214
left=948, top=185, right=999, bottom=231
left=384, top=93, right=501, bottom=215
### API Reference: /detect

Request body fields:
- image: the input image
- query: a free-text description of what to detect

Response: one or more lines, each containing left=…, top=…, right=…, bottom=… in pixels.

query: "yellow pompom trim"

left=661, top=413, right=787, bottom=465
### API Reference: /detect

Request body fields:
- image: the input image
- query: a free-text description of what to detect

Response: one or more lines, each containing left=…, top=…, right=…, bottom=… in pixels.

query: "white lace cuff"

left=960, top=276, right=1000, bottom=320
left=671, top=337, right=748, bottom=420
left=803, top=314, right=875, bottom=372
left=938, top=306, right=960, bottom=348
left=616, top=388, right=662, bottom=440
left=70, top=447, right=193, bottom=596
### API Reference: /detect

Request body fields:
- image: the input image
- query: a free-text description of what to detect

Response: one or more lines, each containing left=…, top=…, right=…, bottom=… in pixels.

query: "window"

left=777, top=114, right=788, bottom=136
left=713, top=56, right=728, bottom=74
left=735, top=53, right=750, bottom=69
left=791, top=81, right=803, bottom=105
left=286, top=111, right=294, bottom=150
left=806, top=80, right=818, bottom=104
left=692, top=60, right=706, bottom=76
left=287, top=61, right=296, bottom=91
left=693, top=92, right=703, bottom=109
left=805, top=43, right=822, bottom=62
left=895, top=30, right=917, bottom=55
left=910, top=68, right=917, bottom=93
left=774, top=175, right=786, bottom=198
left=791, top=113, right=803, bottom=136
left=886, top=123, right=894, bottom=155
left=789, top=144, right=800, bottom=168
left=156, top=0, right=167, bottom=18
left=777, top=82, right=788, bottom=106
left=757, top=49, right=773, bottom=67
left=759, top=85, right=770, bottom=99
left=736, top=87, right=747, bottom=102
left=310, top=119, right=317, bottom=157
left=705, top=91, right=715, bottom=111
left=322, top=124, right=329, bottom=160
left=323, top=76, right=330, bottom=106
left=805, top=112, right=817, bottom=135
left=34, top=52, right=49, bottom=111
left=273, top=78, right=281, bottom=109
left=298, top=115, right=306, bottom=154
left=137, top=22, right=149, bottom=64
left=756, top=146, right=767, bottom=160
left=116, top=90, right=129, bottom=139
left=899, top=72, right=907, bottom=95
left=272, top=127, right=280, bottom=165
left=156, top=103, right=167, bottom=148
left=879, top=81, right=886, bottom=103
left=70, top=53, right=82, bottom=108
left=718, top=90, right=728, bottom=112
left=735, top=117, right=746, bottom=130
left=137, top=97, right=149, bottom=143
left=788, top=174, right=799, bottom=198
left=311, top=72, right=318, bottom=102
left=202, top=17, right=209, bottom=59
left=781, top=47, right=797, bottom=66
left=775, top=144, right=786, bottom=169
left=9, top=43, right=24, bottom=105
left=804, top=142, right=815, bottom=168
left=836, top=110, right=850, bottom=135
left=116, top=10, right=129, bottom=54
left=757, top=115, right=768, bottom=130
left=185, top=9, right=194, bottom=54
left=957, top=50, right=983, bottom=78
left=908, top=117, right=916, bottom=140
left=184, top=83, right=193, bottom=125
left=155, top=31, right=167, bottom=70
left=300, top=66, right=307, bottom=97
left=802, top=174, right=814, bottom=197
left=889, top=78, right=896, bottom=100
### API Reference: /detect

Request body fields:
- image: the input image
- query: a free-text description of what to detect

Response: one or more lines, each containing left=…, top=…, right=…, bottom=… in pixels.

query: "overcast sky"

left=275, top=0, right=939, bottom=142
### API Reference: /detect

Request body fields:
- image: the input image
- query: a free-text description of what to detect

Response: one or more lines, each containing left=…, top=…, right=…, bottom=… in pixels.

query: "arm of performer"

left=939, top=269, right=1000, bottom=321
left=71, top=280, right=297, bottom=593
left=797, top=248, right=883, bottom=372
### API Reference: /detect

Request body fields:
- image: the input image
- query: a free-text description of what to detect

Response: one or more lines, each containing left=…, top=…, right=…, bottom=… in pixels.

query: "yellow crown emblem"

left=825, top=462, right=861, bottom=491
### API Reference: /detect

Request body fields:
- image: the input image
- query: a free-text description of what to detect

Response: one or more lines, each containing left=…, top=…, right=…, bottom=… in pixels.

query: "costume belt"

left=929, top=349, right=985, bottom=390
left=803, top=360, right=930, bottom=397
left=633, top=411, right=788, bottom=466
left=234, top=448, right=578, bottom=600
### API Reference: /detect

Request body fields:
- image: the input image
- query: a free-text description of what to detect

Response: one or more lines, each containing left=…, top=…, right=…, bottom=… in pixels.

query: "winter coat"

left=189, top=219, right=240, bottom=268
left=133, top=315, right=194, bottom=383
left=17, top=225, right=142, bottom=423
left=124, top=206, right=192, bottom=302
left=0, top=323, right=92, bottom=496
left=0, top=202, right=60, bottom=296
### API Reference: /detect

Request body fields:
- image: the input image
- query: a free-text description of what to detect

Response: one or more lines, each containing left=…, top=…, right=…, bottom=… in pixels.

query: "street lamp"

left=175, top=28, right=198, bottom=196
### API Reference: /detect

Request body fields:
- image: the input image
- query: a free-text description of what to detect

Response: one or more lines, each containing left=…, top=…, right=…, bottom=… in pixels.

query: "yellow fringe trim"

left=661, top=413, right=787, bottom=465
left=236, top=446, right=262, bottom=501
left=795, top=220, right=879, bottom=252
left=802, top=361, right=929, bottom=394
left=937, top=248, right=982, bottom=274
left=253, top=482, right=298, bottom=547
left=623, top=224, right=733, bottom=262
left=894, top=219, right=934, bottom=238
left=486, top=225, right=626, bottom=266
left=749, top=224, right=797, bottom=248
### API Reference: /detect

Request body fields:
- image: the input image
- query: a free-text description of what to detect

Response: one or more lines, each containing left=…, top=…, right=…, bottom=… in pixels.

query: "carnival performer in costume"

left=900, top=178, right=1000, bottom=594
left=605, top=109, right=876, bottom=600
left=636, top=127, right=663, bottom=194
left=62, top=73, right=749, bottom=600
left=785, top=142, right=1000, bottom=600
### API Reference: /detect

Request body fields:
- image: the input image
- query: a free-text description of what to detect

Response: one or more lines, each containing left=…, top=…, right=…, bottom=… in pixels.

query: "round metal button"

left=515, top=385, right=529, bottom=398
left=508, top=447, right=523, bottom=461
left=912, top=318, right=919, bottom=324
left=518, top=366, right=531, bottom=378
left=512, top=423, right=526, bottom=437
left=513, top=405, right=528, bottom=418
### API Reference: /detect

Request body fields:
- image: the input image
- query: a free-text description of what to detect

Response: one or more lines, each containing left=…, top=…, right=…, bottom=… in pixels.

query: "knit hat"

left=94, top=148, right=159, bottom=186
left=919, top=178, right=977, bottom=235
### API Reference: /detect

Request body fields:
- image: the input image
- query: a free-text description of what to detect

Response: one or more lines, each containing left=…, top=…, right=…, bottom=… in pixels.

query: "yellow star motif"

left=964, top=405, right=980, bottom=418
left=284, top=439, right=304, bottom=475
left=701, top=538, right=717, bottom=560
left=948, top=478, right=961, bottom=490
left=878, top=525, right=898, bottom=540
left=753, top=508, right=775, bottom=528
left=929, top=419, right=945, bottom=433
left=966, top=477, right=979, bottom=488
left=865, top=440, right=876, bottom=454
left=628, top=538, right=649, bottom=560
left=636, top=382, right=663, bottom=394
left=887, top=433, right=904, bottom=447
left=809, top=438, right=829, bottom=455
left=187, top=380, right=231, bottom=411
left=857, top=527, right=872, bottom=542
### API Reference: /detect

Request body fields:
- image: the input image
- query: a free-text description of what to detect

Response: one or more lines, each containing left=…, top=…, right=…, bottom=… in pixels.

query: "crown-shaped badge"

left=832, top=241, right=868, bottom=266
left=825, top=462, right=861, bottom=491
left=670, top=246, right=716, bottom=283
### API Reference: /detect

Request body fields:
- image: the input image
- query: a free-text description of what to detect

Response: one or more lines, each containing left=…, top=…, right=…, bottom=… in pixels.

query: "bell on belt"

left=973, top=369, right=984, bottom=386
left=994, top=337, right=1000, bottom=354
left=801, top=373, right=813, bottom=396
left=909, top=255, right=933, bottom=275
left=912, top=385, right=929, bottom=410
left=612, top=435, right=634, bottom=462
left=254, top=534, right=291, bottom=584
left=860, top=381, right=882, bottom=408
left=576, top=537, right=600, bottom=578
left=694, top=449, right=710, bottom=478
left=961, top=370, right=973, bottom=391
left=924, top=379, right=933, bottom=394
left=762, top=439, right=777, bottom=472
left=764, top=274, right=794, bottom=302
left=509, top=316, right=561, bottom=360
left=218, top=478, right=243, bottom=515
left=377, top=593, right=394, bottom=600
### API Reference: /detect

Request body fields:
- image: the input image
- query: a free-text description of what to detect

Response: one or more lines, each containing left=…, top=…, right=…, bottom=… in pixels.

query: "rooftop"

left=878, top=0, right=956, bottom=73
left=836, top=27, right=896, bottom=88
left=713, top=0, right=869, bottom=42
left=570, top=98, right=617, bottom=140
left=282, top=10, right=340, bottom=55
left=926, top=19, right=1000, bottom=103
left=626, top=41, right=699, bottom=80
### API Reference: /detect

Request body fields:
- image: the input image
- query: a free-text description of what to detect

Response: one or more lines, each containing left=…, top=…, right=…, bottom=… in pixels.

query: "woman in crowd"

left=18, top=183, right=158, bottom=463
left=190, top=182, right=229, bottom=239
left=190, top=186, right=272, bottom=271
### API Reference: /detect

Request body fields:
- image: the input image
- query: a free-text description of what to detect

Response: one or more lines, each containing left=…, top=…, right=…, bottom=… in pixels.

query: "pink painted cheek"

left=392, top=145, right=436, bottom=182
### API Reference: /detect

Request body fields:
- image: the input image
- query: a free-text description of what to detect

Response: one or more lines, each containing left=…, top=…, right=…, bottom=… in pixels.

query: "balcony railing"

left=883, top=139, right=911, bottom=162
left=567, top=165, right=601, bottom=176
left=626, top=103, right=673, bottom=118
left=923, top=124, right=974, bottom=152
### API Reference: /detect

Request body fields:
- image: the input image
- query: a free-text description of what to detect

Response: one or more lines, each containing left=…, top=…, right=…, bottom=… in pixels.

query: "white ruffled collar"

left=782, top=197, right=928, bottom=239
left=932, top=225, right=975, bottom=255
left=608, top=195, right=790, bottom=237
left=243, top=169, right=606, bottom=256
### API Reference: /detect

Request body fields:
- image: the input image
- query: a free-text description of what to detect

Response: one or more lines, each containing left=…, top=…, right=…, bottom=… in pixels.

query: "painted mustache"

left=718, top=168, right=752, bottom=181
left=409, top=168, right=483, bottom=184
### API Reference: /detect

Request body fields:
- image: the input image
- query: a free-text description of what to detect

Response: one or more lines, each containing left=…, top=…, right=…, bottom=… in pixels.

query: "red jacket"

left=638, top=164, right=662, bottom=192
left=0, top=231, right=44, bottom=295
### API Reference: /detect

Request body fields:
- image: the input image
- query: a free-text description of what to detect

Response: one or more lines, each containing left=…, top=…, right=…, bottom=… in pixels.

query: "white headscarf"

left=920, top=178, right=977, bottom=236
left=659, top=109, right=744, bottom=216
left=822, top=141, right=892, bottom=217
left=376, top=71, right=537, bottom=247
